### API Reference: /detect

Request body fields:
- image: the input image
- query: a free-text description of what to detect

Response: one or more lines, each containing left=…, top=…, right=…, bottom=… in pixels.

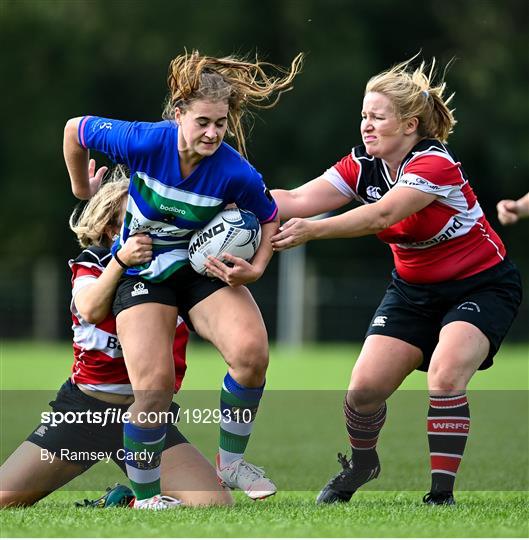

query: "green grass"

left=1, top=340, right=528, bottom=390
left=1, top=341, right=528, bottom=537
left=2, top=491, right=528, bottom=538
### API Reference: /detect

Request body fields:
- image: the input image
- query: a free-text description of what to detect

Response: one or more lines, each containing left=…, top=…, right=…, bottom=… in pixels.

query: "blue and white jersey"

left=79, top=116, right=277, bottom=282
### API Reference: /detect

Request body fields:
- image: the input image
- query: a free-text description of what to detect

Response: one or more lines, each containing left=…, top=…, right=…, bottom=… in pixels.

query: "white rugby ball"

left=188, top=209, right=261, bottom=275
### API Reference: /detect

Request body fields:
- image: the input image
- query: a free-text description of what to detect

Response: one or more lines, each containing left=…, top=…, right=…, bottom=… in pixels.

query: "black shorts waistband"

left=61, top=380, right=132, bottom=412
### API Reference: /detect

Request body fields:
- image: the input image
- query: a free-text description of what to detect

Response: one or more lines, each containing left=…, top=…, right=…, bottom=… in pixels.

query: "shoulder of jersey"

left=133, top=120, right=178, bottom=150
left=218, top=141, right=251, bottom=164
left=73, top=247, right=112, bottom=267
left=215, top=142, right=257, bottom=176
left=351, top=140, right=449, bottom=161
left=136, top=119, right=175, bottom=132
left=352, top=144, right=375, bottom=161
left=407, top=139, right=450, bottom=159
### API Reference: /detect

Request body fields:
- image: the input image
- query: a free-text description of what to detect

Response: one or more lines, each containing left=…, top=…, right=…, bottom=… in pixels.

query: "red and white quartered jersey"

left=323, top=139, right=506, bottom=283
left=69, top=247, right=188, bottom=394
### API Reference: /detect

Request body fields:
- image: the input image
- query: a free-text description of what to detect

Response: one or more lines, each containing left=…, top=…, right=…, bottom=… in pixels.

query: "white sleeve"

left=321, top=166, right=357, bottom=199
left=396, top=173, right=457, bottom=198
left=72, top=275, right=98, bottom=299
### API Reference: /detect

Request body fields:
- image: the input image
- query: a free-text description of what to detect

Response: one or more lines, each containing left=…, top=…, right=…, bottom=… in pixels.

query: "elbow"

left=65, top=116, right=83, bottom=131
left=273, top=189, right=300, bottom=220
left=71, top=178, right=92, bottom=200
left=374, top=218, right=390, bottom=233
left=75, top=291, right=110, bottom=324
left=372, top=208, right=394, bottom=233
left=64, top=117, right=82, bottom=141
left=78, top=307, right=104, bottom=325
left=84, top=313, right=105, bottom=325
left=64, top=117, right=91, bottom=200
left=72, top=185, right=91, bottom=200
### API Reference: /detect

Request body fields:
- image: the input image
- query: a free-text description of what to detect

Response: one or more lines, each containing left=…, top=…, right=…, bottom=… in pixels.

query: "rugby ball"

left=188, top=209, right=261, bottom=275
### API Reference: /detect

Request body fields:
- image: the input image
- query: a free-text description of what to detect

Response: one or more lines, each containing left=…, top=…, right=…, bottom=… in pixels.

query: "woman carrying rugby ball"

left=63, top=50, right=303, bottom=508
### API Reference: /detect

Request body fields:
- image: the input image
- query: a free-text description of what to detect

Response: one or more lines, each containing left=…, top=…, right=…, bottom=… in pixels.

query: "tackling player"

left=269, top=56, right=522, bottom=506
left=0, top=166, right=232, bottom=509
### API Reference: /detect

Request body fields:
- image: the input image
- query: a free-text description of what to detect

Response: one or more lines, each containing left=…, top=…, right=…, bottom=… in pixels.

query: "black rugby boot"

left=422, top=491, right=456, bottom=506
left=316, top=452, right=381, bottom=504
left=75, top=483, right=135, bottom=508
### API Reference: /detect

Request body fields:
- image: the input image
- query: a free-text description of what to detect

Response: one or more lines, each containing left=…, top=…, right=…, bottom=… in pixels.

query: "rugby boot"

left=316, top=452, right=381, bottom=504
left=216, top=454, right=277, bottom=500
left=422, top=491, right=456, bottom=506
left=75, top=483, right=135, bottom=508
left=131, top=494, right=182, bottom=510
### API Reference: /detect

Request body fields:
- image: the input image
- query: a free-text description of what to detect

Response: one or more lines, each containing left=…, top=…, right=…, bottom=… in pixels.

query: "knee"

left=0, top=492, right=14, bottom=508
left=0, top=491, right=35, bottom=508
left=180, top=489, right=234, bottom=507
left=347, top=375, right=389, bottom=413
left=125, top=342, right=176, bottom=391
left=212, top=489, right=234, bottom=506
left=225, top=335, right=269, bottom=379
left=132, top=361, right=175, bottom=395
left=142, top=370, right=175, bottom=392
left=345, top=389, right=385, bottom=413
left=132, top=388, right=174, bottom=415
left=202, top=490, right=234, bottom=507
left=427, top=363, right=467, bottom=394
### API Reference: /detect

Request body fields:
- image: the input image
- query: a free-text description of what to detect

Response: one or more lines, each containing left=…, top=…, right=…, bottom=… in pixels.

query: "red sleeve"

left=71, top=263, right=102, bottom=287
left=333, top=154, right=361, bottom=191
left=404, top=154, right=463, bottom=187
left=172, top=322, right=189, bottom=391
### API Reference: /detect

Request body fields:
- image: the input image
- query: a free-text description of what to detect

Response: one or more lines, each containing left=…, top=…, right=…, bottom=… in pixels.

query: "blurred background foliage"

left=1, top=0, right=527, bottom=341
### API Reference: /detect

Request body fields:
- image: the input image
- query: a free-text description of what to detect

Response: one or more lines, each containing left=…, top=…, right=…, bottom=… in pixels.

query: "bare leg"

left=189, top=286, right=268, bottom=387
left=116, top=303, right=178, bottom=504
left=428, top=321, right=490, bottom=394
left=348, top=335, right=423, bottom=412
left=117, top=303, right=178, bottom=425
left=0, top=442, right=84, bottom=507
left=189, top=286, right=275, bottom=499
left=160, top=444, right=232, bottom=506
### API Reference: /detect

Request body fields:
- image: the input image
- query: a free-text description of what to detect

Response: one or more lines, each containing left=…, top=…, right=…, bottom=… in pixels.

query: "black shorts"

left=26, top=380, right=188, bottom=472
left=112, top=264, right=227, bottom=326
left=365, top=259, right=522, bottom=371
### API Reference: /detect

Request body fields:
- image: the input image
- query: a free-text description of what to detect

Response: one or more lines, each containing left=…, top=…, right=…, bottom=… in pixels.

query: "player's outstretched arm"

left=272, top=177, right=351, bottom=220
left=272, top=186, right=437, bottom=250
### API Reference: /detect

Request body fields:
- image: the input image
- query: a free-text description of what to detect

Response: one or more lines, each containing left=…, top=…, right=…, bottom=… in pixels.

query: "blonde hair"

left=365, top=56, right=456, bottom=142
left=69, top=166, right=129, bottom=248
left=163, top=50, right=304, bottom=157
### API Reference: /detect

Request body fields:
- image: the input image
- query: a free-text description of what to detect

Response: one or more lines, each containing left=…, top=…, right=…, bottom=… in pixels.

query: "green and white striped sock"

left=123, top=422, right=166, bottom=500
left=219, top=372, right=264, bottom=468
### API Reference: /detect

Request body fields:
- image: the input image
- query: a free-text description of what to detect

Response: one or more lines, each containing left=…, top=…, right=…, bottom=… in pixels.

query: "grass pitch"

left=3, top=491, right=528, bottom=538
left=1, top=341, right=528, bottom=537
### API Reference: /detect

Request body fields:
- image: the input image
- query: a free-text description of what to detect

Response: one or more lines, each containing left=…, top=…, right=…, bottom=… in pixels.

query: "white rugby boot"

left=216, top=454, right=277, bottom=500
left=131, top=494, right=182, bottom=510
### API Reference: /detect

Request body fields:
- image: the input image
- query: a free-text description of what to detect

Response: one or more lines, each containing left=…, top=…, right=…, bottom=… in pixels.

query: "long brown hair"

left=163, top=50, right=304, bottom=157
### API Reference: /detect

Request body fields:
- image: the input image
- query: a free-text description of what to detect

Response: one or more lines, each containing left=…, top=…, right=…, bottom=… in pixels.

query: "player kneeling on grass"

left=0, top=165, right=232, bottom=510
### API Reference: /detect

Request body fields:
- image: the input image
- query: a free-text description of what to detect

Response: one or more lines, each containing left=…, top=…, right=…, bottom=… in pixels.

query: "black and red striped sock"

left=427, top=394, right=470, bottom=493
left=344, top=398, right=386, bottom=468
